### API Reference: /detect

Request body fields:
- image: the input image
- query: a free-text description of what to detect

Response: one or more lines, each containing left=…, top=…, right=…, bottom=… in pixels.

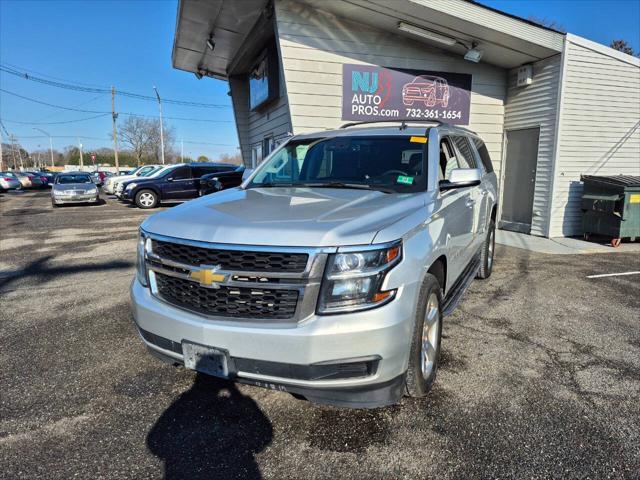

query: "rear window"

left=472, top=139, right=494, bottom=173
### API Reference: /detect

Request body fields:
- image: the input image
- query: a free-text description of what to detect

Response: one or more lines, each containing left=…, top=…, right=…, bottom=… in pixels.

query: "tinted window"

left=473, top=138, right=494, bottom=173
left=192, top=166, right=234, bottom=177
left=168, top=167, right=191, bottom=180
left=451, top=136, right=476, bottom=169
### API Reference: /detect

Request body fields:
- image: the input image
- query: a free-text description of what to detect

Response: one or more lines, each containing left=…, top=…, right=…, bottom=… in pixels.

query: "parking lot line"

left=586, top=271, right=640, bottom=279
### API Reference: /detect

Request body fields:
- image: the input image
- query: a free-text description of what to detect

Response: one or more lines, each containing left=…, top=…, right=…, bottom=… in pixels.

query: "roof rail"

left=339, top=119, right=447, bottom=130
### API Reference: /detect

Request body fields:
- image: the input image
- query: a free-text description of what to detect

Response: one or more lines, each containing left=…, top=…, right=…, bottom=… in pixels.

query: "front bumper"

left=52, top=194, right=98, bottom=204
left=130, top=278, right=416, bottom=407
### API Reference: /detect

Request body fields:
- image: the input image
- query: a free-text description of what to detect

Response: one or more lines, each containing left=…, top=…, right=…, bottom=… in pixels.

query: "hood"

left=53, top=183, right=96, bottom=191
left=142, top=187, right=427, bottom=247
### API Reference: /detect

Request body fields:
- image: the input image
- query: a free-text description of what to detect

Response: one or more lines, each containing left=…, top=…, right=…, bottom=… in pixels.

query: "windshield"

left=248, top=136, right=426, bottom=193
left=140, top=167, right=160, bottom=177
left=57, top=174, right=93, bottom=184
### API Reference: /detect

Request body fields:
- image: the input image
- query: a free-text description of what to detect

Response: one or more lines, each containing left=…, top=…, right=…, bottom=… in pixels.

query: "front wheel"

left=135, top=189, right=158, bottom=209
left=405, top=274, right=443, bottom=398
left=477, top=219, right=495, bottom=279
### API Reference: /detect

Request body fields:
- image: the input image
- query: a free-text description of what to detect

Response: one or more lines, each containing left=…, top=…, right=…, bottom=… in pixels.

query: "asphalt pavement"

left=1, top=189, right=639, bottom=479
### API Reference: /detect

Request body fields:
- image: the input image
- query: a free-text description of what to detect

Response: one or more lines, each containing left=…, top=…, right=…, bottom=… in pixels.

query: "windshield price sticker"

left=397, top=175, right=414, bottom=185
left=410, top=136, right=428, bottom=144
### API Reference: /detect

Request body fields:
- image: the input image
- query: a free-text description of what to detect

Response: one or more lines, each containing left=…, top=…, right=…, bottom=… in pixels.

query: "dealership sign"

left=342, top=64, right=472, bottom=125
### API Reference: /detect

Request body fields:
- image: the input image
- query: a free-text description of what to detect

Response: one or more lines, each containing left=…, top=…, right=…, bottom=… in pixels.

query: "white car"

left=103, top=165, right=161, bottom=195
left=115, top=165, right=178, bottom=199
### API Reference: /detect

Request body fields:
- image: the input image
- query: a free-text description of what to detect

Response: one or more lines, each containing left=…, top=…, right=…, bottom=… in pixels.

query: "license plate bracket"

left=182, top=342, right=229, bottom=378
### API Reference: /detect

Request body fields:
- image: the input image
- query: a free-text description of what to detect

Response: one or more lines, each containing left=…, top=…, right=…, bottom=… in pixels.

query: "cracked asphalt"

left=1, top=189, right=639, bottom=479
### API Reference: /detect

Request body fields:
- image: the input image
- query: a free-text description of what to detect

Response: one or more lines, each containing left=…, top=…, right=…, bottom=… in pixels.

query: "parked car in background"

left=121, top=163, right=236, bottom=208
left=114, top=165, right=177, bottom=198
left=14, top=172, right=44, bottom=189
left=91, top=170, right=113, bottom=186
left=103, top=165, right=159, bottom=194
left=118, top=169, right=134, bottom=176
left=25, top=171, right=49, bottom=188
left=51, top=172, right=100, bottom=207
left=37, top=171, right=57, bottom=186
left=199, top=166, right=245, bottom=196
left=114, top=165, right=165, bottom=198
left=0, top=172, right=22, bottom=191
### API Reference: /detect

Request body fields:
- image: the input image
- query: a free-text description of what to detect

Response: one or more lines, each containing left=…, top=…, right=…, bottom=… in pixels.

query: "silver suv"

left=130, top=122, right=498, bottom=408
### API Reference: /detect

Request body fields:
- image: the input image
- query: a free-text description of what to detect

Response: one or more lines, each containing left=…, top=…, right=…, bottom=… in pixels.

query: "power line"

left=0, top=64, right=232, bottom=109
left=2, top=113, right=110, bottom=125
left=0, top=88, right=233, bottom=123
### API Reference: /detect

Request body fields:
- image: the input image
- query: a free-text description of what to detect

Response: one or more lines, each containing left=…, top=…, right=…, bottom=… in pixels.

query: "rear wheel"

left=477, top=219, right=495, bottom=279
left=135, top=189, right=158, bottom=209
left=405, top=274, right=443, bottom=398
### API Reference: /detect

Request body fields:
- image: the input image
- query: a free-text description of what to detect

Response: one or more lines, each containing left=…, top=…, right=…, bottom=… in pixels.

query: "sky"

left=1, top=0, right=639, bottom=160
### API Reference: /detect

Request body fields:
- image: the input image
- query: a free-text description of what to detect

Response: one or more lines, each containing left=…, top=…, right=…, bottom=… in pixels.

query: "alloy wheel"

left=420, top=292, right=440, bottom=380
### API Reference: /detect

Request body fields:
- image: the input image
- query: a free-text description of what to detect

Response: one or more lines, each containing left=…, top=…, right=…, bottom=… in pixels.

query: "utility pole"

left=10, top=135, right=24, bottom=170
left=34, top=128, right=54, bottom=168
left=111, top=86, right=120, bottom=174
left=181, top=138, right=184, bottom=162
left=78, top=140, right=84, bottom=169
left=0, top=128, right=3, bottom=172
left=153, top=86, right=165, bottom=164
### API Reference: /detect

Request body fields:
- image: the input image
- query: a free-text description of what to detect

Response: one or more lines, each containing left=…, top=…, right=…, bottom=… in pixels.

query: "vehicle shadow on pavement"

left=0, top=255, right=134, bottom=292
left=147, top=373, right=273, bottom=480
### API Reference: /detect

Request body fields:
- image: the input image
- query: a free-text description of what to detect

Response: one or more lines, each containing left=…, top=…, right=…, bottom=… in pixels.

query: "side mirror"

left=439, top=168, right=482, bottom=191
left=166, top=177, right=173, bottom=182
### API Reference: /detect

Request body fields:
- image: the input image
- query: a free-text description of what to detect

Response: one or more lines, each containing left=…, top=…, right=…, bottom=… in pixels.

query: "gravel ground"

left=1, top=189, right=639, bottom=480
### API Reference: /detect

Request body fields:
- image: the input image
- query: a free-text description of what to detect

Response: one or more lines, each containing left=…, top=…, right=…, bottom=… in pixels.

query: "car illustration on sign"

left=402, top=75, right=450, bottom=107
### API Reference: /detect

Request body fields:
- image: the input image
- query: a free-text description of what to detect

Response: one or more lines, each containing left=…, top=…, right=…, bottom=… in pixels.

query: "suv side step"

left=442, top=252, right=481, bottom=317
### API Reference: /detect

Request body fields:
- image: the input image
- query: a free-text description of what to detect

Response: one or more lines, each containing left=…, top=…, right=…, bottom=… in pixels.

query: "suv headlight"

left=126, top=183, right=137, bottom=190
left=136, top=230, right=151, bottom=287
left=318, top=243, right=401, bottom=314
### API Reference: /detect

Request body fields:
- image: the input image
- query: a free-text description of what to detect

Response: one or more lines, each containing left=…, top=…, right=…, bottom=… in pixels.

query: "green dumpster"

left=581, top=175, right=640, bottom=247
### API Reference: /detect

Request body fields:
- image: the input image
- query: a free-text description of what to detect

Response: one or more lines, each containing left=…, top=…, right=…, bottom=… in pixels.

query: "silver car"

left=131, top=122, right=498, bottom=408
left=0, top=172, right=22, bottom=191
left=51, top=172, right=100, bottom=207
left=103, top=165, right=160, bottom=195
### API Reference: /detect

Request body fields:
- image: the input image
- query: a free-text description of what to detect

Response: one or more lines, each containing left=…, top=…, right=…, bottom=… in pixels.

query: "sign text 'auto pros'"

left=342, top=64, right=472, bottom=125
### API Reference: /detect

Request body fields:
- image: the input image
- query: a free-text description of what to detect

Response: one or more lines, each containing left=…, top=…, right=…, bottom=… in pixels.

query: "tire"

left=405, top=273, right=443, bottom=398
left=477, top=219, right=496, bottom=280
left=51, top=199, right=58, bottom=208
left=135, top=189, right=158, bottom=209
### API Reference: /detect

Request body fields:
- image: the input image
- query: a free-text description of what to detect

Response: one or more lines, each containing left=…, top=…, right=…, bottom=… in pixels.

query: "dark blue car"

left=120, top=162, right=239, bottom=209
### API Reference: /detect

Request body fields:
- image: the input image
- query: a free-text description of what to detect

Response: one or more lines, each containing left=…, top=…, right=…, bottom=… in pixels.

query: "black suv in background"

left=198, top=165, right=245, bottom=196
left=120, top=162, right=238, bottom=209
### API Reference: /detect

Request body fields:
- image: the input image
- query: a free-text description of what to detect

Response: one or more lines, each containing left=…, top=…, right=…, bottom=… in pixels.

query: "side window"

left=170, top=167, right=191, bottom=180
left=451, top=136, right=476, bottom=169
left=472, top=138, right=494, bottom=173
left=439, top=137, right=458, bottom=181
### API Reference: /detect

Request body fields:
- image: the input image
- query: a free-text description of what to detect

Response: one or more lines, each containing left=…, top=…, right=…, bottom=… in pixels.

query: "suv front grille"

left=151, top=239, right=308, bottom=273
left=155, top=272, right=299, bottom=319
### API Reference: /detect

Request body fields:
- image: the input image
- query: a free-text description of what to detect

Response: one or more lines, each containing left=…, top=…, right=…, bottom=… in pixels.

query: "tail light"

left=27, top=175, right=34, bottom=180
left=41, top=177, right=47, bottom=182
left=3, top=177, right=12, bottom=181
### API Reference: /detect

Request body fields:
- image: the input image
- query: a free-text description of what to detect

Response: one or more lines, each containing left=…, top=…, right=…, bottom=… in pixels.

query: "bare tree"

left=527, top=16, right=566, bottom=33
left=218, top=152, right=243, bottom=166
left=118, top=117, right=154, bottom=167
left=147, top=119, right=176, bottom=164
left=610, top=39, right=636, bottom=56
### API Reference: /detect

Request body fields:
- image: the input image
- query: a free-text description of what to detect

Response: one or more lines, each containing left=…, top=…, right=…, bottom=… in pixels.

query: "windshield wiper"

left=304, top=182, right=395, bottom=194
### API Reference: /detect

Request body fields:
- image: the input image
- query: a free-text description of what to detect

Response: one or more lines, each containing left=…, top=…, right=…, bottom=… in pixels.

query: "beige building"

left=172, top=0, right=640, bottom=238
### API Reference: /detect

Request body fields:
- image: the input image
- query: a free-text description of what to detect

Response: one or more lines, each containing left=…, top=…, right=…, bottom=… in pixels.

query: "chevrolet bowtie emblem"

left=189, top=265, right=226, bottom=288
